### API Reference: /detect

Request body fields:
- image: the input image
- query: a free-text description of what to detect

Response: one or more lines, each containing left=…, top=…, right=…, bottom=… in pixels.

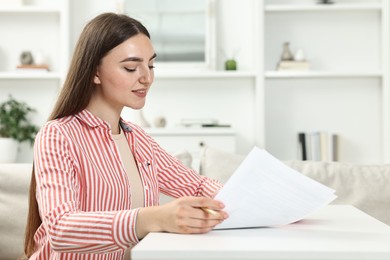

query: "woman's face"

left=93, top=33, right=156, bottom=110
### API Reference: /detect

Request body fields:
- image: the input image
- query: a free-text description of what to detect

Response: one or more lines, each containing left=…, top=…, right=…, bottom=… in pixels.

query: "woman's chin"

left=128, top=102, right=146, bottom=110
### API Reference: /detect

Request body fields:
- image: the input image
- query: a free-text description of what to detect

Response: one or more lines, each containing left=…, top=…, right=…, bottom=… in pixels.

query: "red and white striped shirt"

left=31, top=109, right=222, bottom=259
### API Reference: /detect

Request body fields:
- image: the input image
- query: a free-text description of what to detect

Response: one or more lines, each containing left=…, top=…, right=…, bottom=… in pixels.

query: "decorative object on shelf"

left=133, top=109, right=151, bottom=128
left=16, top=64, right=49, bottom=72
left=225, top=59, right=237, bottom=71
left=294, top=48, right=306, bottom=62
left=17, top=50, right=49, bottom=72
left=180, top=118, right=218, bottom=128
left=277, top=43, right=310, bottom=71
left=179, top=118, right=231, bottom=128
left=0, top=95, right=38, bottom=163
left=0, top=137, right=18, bottom=163
left=317, top=0, right=334, bottom=4
left=20, top=51, right=34, bottom=65
left=277, top=60, right=310, bottom=70
left=154, top=116, right=167, bottom=128
left=32, top=50, right=47, bottom=66
left=221, top=48, right=239, bottom=71
left=280, top=42, right=294, bottom=61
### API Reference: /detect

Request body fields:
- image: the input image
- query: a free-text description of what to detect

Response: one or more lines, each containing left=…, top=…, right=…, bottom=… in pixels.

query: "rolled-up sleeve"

left=34, top=123, right=139, bottom=254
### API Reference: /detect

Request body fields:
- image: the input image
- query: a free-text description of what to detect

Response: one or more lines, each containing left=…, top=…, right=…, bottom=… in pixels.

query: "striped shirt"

left=31, top=109, right=222, bottom=259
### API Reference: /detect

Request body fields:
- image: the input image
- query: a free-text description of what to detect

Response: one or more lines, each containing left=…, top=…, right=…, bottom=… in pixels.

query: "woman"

left=24, top=13, right=227, bottom=259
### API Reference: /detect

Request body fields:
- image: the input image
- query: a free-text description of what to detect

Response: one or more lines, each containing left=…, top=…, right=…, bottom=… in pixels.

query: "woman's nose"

left=139, top=66, right=153, bottom=84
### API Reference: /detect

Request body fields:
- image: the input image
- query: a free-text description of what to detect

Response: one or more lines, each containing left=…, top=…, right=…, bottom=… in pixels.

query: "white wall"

left=263, top=4, right=385, bottom=163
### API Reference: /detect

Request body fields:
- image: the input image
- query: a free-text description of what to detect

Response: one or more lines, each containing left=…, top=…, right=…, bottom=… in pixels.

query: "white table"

left=131, top=205, right=390, bottom=259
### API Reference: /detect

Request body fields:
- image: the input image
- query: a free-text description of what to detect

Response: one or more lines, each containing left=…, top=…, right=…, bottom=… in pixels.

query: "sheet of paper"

left=214, top=146, right=337, bottom=229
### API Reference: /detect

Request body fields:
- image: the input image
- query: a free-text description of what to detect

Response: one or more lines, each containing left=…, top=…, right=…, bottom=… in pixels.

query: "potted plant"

left=0, top=95, right=38, bottom=163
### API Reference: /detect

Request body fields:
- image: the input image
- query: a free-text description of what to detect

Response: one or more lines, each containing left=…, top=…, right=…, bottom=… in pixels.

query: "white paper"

left=214, top=147, right=337, bottom=229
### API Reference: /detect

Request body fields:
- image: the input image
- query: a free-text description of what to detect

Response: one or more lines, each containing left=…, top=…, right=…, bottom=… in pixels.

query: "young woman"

left=24, top=12, right=227, bottom=259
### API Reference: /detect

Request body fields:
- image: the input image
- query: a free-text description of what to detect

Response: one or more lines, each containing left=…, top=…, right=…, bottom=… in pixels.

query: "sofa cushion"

left=199, top=146, right=245, bottom=184
left=199, top=146, right=390, bottom=226
left=0, top=163, right=32, bottom=259
left=285, top=160, right=390, bottom=226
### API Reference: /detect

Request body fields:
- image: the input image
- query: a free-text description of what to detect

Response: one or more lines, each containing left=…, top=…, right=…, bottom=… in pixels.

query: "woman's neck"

left=86, top=99, right=122, bottom=134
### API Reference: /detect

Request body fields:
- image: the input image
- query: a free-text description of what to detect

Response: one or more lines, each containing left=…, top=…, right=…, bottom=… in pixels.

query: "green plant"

left=0, top=95, right=38, bottom=145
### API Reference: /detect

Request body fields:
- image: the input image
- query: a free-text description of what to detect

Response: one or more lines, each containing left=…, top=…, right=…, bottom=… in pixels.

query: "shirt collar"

left=119, top=119, right=133, bottom=132
left=75, top=109, right=133, bottom=132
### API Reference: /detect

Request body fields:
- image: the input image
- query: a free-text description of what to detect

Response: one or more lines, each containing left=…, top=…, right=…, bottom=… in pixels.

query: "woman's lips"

left=132, top=89, right=147, bottom=98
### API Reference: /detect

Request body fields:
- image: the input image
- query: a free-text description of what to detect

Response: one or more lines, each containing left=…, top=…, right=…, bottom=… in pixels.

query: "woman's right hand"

left=135, top=196, right=228, bottom=239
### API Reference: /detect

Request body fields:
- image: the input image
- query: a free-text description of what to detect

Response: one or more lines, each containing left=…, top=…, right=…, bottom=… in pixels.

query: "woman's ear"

left=93, top=73, right=101, bottom=84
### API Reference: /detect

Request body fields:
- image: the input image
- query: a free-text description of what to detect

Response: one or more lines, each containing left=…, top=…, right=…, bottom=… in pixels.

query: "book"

left=310, top=132, right=321, bottom=161
left=16, top=64, right=49, bottom=73
left=298, top=132, right=307, bottom=160
left=298, top=131, right=338, bottom=161
left=180, top=118, right=218, bottom=127
left=330, top=134, right=338, bottom=161
left=277, top=60, right=310, bottom=71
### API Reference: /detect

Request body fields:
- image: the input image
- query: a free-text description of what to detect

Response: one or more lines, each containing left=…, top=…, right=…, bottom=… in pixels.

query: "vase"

left=281, top=42, right=294, bottom=61
left=0, top=138, right=18, bottom=163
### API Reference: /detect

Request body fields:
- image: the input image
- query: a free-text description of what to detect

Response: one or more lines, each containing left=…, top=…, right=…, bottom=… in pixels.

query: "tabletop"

left=131, top=205, right=390, bottom=260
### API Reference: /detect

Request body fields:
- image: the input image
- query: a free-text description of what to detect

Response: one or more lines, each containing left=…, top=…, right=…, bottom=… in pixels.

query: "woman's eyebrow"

left=150, top=53, right=157, bottom=61
left=120, top=53, right=157, bottom=63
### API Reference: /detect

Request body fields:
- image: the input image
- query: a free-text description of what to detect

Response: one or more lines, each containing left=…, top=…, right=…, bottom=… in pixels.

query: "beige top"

left=112, top=130, right=144, bottom=209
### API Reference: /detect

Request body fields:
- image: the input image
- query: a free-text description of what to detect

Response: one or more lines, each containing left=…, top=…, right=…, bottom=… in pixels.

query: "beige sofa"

left=1, top=147, right=390, bottom=259
left=0, top=164, right=32, bottom=260
left=200, top=147, right=390, bottom=226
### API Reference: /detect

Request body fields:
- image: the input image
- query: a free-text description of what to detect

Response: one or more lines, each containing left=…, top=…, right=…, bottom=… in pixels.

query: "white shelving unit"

left=0, top=0, right=69, bottom=79
left=155, top=70, right=257, bottom=79
left=265, top=3, right=382, bottom=12
left=265, top=70, right=383, bottom=79
left=0, top=4, right=62, bottom=12
left=146, top=127, right=236, bottom=170
left=260, top=0, right=390, bottom=163
left=134, top=0, right=260, bottom=157
left=0, top=71, right=63, bottom=79
left=129, top=70, right=256, bottom=156
left=0, top=0, right=69, bottom=162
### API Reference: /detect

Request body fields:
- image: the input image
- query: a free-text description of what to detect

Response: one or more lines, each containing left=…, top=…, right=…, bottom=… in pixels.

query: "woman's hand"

left=135, top=196, right=228, bottom=239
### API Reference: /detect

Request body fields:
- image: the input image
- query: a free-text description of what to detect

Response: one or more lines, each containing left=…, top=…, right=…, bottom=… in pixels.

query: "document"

left=214, top=147, right=337, bottom=229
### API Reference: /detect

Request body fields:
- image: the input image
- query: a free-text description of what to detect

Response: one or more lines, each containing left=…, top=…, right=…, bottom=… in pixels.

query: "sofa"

left=0, top=164, right=32, bottom=260
left=1, top=147, right=390, bottom=259
left=199, top=147, right=390, bottom=226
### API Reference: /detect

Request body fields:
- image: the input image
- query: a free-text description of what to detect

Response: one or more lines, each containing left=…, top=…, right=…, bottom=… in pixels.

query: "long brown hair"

left=24, top=13, right=150, bottom=257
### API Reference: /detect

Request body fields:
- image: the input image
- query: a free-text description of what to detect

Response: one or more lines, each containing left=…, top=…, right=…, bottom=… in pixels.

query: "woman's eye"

left=149, top=65, right=155, bottom=70
left=124, top=67, right=136, bottom=72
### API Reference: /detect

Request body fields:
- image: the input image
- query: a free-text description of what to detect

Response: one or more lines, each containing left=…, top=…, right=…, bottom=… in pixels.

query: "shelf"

left=146, top=127, right=236, bottom=136
left=133, top=10, right=204, bottom=15
left=265, top=70, right=382, bottom=79
left=0, top=5, right=61, bottom=13
left=265, top=4, right=382, bottom=12
left=155, top=70, right=257, bottom=79
left=0, top=72, right=62, bottom=80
